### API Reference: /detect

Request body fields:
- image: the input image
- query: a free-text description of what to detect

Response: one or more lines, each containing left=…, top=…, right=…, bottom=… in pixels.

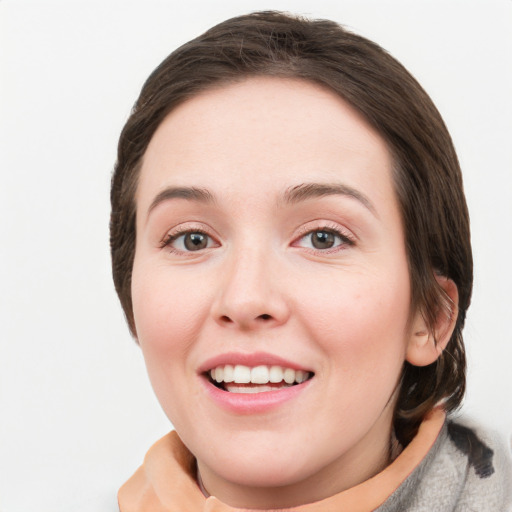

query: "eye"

left=309, top=230, right=338, bottom=249
left=163, top=230, right=217, bottom=252
left=295, top=228, right=353, bottom=251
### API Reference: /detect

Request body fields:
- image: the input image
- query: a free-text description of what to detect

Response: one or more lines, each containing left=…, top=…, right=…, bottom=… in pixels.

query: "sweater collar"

left=118, top=409, right=445, bottom=512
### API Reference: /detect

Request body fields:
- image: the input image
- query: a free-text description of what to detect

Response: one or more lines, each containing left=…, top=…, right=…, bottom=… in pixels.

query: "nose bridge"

left=213, top=240, right=288, bottom=329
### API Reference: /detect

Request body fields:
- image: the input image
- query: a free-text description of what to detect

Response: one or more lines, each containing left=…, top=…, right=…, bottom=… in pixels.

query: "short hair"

left=110, top=11, right=472, bottom=445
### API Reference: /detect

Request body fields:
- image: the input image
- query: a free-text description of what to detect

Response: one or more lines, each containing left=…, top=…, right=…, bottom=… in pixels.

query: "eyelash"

left=160, top=222, right=355, bottom=255
left=293, top=223, right=355, bottom=253
left=160, top=226, right=218, bottom=254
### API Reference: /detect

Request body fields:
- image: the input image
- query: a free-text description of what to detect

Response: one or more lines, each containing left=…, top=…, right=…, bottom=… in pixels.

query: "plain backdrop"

left=1, top=1, right=511, bottom=511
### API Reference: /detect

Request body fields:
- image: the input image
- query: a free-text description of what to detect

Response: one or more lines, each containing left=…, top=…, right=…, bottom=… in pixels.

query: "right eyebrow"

left=282, top=182, right=378, bottom=217
left=147, top=186, right=215, bottom=217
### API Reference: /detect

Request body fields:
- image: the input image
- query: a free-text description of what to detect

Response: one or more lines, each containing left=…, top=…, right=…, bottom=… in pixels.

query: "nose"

left=211, top=248, right=290, bottom=331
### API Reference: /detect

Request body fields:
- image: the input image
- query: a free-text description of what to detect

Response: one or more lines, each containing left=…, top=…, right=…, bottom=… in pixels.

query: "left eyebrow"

left=147, top=186, right=215, bottom=216
left=282, top=182, right=378, bottom=217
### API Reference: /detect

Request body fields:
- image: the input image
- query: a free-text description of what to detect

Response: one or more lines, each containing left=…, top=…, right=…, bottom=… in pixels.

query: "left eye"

left=296, top=230, right=347, bottom=250
left=167, top=231, right=215, bottom=252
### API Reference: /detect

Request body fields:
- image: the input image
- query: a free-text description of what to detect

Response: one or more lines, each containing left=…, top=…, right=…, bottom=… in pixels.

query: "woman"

left=111, top=11, right=511, bottom=511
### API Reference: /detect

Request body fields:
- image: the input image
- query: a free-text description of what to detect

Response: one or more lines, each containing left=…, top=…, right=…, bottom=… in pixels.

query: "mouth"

left=206, top=364, right=314, bottom=394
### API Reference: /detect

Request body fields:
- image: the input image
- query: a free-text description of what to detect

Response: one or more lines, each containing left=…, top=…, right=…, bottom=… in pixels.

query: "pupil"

left=312, top=231, right=334, bottom=249
left=184, top=233, right=207, bottom=251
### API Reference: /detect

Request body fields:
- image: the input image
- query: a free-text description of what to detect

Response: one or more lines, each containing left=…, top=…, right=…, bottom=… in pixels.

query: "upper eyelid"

left=158, top=220, right=355, bottom=248
left=294, top=230, right=353, bottom=248
left=160, top=223, right=219, bottom=247
left=293, top=221, right=356, bottom=242
left=291, top=229, right=356, bottom=257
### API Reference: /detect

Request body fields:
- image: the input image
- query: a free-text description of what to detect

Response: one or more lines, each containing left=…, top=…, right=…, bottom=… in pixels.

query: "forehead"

left=137, top=77, right=395, bottom=215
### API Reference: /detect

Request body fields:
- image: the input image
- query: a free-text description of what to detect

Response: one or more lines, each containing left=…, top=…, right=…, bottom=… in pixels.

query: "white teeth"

left=283, top=368, right=295, bottom=384
left=223, top=364, right=234, bottom=383
left=251, top=365, right=269, bottom=384
left=233, top=365, right=251, bottom=383
left=208, top=364, right=311, bottom=386
left=269, top=365, right=284, bottom=383
left=225, top=383, right=293, bottom=394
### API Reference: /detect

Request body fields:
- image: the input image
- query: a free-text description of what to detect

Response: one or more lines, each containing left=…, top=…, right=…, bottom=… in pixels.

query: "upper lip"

left=198, top=351, right=312, bottom=373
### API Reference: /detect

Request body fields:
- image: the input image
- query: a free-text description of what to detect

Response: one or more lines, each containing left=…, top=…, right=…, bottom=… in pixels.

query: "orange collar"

left=119, top=409, right=446, bottom=512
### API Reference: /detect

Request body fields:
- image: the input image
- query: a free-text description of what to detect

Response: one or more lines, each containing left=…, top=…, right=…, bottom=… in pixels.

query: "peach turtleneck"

left=118, top=409, right=445, bottom=512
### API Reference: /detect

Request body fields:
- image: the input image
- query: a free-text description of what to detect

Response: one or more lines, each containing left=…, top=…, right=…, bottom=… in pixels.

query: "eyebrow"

left=146, top=182, right=377, bottom=218
left=148, top=186, right=215, bottom=215
left=282, top=182, right=377, bottom=216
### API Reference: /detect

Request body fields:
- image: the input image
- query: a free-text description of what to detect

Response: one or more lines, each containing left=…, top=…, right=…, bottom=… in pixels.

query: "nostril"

left=216, top=311, right=279, bottom=328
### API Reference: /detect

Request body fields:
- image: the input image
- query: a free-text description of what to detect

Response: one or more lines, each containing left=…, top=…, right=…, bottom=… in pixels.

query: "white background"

left=1, top=1, right=511, bottom=511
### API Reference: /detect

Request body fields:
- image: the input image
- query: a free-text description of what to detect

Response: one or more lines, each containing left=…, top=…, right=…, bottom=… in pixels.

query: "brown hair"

left=110, top=11, right=472, bottom=445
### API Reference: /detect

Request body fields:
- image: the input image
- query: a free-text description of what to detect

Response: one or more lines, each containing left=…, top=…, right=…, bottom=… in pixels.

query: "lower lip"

left=200, top=376, right=313, bottom=414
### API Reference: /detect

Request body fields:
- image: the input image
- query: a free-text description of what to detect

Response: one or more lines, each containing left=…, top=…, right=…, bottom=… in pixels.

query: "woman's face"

left=132, top=77, right=420, bottom=507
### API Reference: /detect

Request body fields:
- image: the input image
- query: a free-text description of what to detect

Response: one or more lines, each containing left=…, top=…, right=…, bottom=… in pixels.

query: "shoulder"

left=431, top=416, right=512, bottom=511
left=380, top=416, right=512, bottom=512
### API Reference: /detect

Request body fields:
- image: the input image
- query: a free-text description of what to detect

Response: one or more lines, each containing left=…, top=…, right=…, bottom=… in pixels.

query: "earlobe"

left=405, top=325, right=443, bottom=367
left=406, top=276, right=459, bottom=367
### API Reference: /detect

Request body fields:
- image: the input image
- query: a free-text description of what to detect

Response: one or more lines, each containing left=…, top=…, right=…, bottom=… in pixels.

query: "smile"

left=208, top=365, right=313, bottom=393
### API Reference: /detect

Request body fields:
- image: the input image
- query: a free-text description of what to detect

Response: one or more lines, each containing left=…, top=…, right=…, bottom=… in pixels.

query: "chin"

left=218, top=459, right=311, bottom=489
left=198, top=435, right=323, bottom=488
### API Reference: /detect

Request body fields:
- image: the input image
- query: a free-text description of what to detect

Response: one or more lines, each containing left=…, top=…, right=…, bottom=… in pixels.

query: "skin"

left=131, top=77, right=446, bottom=508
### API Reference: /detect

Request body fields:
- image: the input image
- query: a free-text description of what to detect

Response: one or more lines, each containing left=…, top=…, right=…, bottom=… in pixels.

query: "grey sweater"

left=377, top=419, right=512, bottom=511
left=118, top=415, right=512, bottom=511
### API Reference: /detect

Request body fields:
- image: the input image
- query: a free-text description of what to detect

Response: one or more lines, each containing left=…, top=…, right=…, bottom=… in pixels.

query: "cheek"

left=131, top=261, right=211, bottom=371
left=130, top=262, right=212, bottom=423
left=293, top=265, right=411, bottom=374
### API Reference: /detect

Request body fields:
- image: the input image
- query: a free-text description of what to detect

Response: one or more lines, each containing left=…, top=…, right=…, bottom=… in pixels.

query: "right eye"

left=298, top=229, right=345, bottom=250
left=163, top=231, right=217, bottom=252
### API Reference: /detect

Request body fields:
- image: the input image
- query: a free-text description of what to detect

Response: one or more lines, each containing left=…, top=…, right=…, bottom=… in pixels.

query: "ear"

left=406, top=276, right=459, bottom=367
